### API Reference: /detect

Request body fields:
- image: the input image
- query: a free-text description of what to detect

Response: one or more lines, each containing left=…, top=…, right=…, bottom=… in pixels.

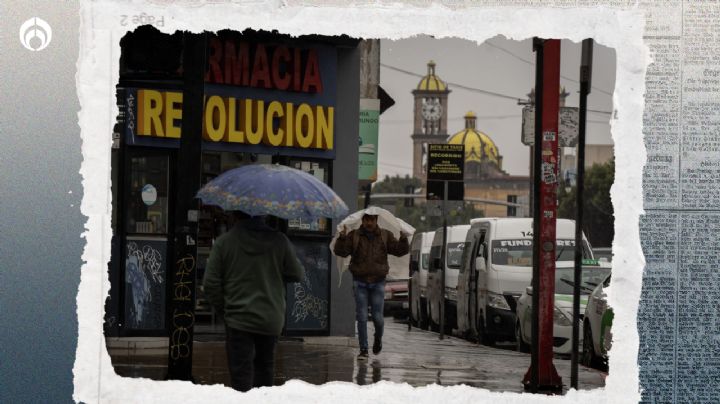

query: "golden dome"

left=417, top=60, right=447, bottom=92
left=447, top=112, right=500, bottom=165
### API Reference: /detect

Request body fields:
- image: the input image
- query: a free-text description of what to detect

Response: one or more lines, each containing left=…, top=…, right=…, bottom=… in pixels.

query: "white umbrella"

left=329, top=206, right=416, bottom=286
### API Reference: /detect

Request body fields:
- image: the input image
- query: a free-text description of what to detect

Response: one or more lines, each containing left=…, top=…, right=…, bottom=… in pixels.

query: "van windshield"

left=491, top=239, right=590, bottom=266
left=447, top=243, right=464, bottom=268
left=429, top=243, right=465, bottom=271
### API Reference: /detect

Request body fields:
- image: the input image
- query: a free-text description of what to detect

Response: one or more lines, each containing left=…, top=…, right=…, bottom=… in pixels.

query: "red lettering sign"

left=302, top=49, right=323, bottom=93
left=205, top=37, right=323, bottom=94
left=250, top=44, right=271, bottom=89
left=225, top=40, right=250, bottom=86
left=206, top=38, right=223, bottom=82
left=271, top=45, right=291, bottom=90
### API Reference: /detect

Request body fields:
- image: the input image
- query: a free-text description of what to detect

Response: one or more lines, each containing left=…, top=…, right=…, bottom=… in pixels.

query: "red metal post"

left=524, top=38, right=562, bottom=391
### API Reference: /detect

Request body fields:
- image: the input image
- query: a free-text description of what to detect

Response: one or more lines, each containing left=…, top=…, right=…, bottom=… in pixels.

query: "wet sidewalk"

left=109, top=318, right=606, bottom=393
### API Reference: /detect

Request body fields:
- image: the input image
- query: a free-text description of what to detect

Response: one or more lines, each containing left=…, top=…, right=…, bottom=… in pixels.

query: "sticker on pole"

left=543, top=131, right=556, bottom=141
left=542, top=162, right=557, bottom=184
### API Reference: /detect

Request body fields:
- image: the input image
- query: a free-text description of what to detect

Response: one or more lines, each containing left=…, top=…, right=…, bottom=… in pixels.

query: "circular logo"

left=141, top=184, right=158, bottom=206
left=19, top=17, right=53, bottom=51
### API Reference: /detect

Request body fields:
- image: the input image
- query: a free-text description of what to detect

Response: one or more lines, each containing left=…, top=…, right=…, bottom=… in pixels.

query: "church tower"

left=411, top=61, right=450, bottom=184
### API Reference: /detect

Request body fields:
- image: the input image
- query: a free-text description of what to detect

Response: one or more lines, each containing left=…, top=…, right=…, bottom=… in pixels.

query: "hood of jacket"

left=232, top=217, right=280, bottom=255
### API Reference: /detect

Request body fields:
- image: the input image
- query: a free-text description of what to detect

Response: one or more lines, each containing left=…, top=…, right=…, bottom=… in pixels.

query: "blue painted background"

left=1, top=1, right=717, bottom=402
left=1, top=2, right=82, bottom=402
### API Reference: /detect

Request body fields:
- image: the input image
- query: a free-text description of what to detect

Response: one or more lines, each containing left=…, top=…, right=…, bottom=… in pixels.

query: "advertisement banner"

left=521, top=106, right=579, bottom=147
left=358, top=98, right=381, bottom=181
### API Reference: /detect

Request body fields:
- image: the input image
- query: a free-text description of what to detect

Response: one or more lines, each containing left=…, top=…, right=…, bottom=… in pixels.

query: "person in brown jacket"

left=333, top=213, right=409, bottom=359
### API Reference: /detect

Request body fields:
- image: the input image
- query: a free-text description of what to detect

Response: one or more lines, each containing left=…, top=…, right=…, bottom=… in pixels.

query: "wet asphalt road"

left=110, top=317, right=606, bottom=393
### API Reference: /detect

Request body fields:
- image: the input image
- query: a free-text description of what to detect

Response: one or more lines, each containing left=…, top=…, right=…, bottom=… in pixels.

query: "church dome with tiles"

left=447, top=111, right=501, bottom=166
left=416, top=60, right=447, bottom=92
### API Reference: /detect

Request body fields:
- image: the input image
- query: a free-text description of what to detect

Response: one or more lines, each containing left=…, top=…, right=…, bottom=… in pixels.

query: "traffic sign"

left=426, top=144, right=464, bottom=181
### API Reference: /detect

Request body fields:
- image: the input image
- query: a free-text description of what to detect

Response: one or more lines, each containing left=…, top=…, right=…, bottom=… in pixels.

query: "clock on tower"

left=411, top=61, right=450, bottom=183
left=421, top=97, right=443, bottom=122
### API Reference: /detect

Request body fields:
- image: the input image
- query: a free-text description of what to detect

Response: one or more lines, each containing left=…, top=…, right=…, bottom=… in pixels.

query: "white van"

left=427, top=224, right=471, bottom=333
left=408, top=231, right=434, bottom=329
left=456, top=218, right=593, bottom=345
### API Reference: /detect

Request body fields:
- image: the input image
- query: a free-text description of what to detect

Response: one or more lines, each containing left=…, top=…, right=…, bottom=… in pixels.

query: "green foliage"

left=367, top=175, right=484, bottom=233
left=397, top=203, right=485, bottom=233
left=372, top=174, right=421, bottom=194
left=558, top=159, right=614, bottom=247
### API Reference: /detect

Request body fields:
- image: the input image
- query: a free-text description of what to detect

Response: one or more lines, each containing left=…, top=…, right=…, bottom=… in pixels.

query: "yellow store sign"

left=136, top=89, right=334, bottom=150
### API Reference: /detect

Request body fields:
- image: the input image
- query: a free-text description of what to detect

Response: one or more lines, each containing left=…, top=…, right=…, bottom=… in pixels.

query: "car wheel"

left=516, top=321, right=530, bottom=353
left=582, top=322, right=599, bottom=368
left=445, top=303, right=457, bottom=335
left=419, top=300, right=429, bottom=330
left=410, top=314, right=419, bottom=327
left=428, top=303, right=440, bottom=332
left=442, top=304, right=453, bottom=335
left=461, top=319, right=475, bottom=341
left=477, top=315, right=495, bottom=346
left=410, top=299, right=418, bottom=327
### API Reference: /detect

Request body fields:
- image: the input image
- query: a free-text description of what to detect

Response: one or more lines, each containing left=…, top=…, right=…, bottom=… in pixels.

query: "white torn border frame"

left=74, top=1, right=648, bottom=403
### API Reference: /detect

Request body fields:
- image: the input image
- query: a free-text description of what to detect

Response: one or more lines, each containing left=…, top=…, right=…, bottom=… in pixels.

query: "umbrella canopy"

left=196, top=164, right=348, bottom=220
left=330, top=206, right=416, bottom=285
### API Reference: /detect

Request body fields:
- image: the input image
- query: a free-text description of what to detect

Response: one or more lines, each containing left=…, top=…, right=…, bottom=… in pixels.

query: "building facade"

left=106, top=27, right=361, bottom=338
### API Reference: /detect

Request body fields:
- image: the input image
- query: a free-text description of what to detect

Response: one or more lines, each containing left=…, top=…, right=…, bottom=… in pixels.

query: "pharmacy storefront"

left=106, top=28, right=359, bottom=338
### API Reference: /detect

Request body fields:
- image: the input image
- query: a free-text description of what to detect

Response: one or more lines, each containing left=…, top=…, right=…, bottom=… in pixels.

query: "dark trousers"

left=225, top=326, right=278, bottom=392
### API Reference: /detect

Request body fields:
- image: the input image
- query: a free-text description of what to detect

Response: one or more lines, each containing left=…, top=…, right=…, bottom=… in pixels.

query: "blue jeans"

left=353, top=279, right=385, bottom=350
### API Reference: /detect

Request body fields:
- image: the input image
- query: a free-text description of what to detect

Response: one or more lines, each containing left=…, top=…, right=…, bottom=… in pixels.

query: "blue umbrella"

left=196, top=164, right=348, bottom=220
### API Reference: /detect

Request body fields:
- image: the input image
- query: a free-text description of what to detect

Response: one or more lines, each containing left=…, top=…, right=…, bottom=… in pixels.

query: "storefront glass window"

left=126, top=155, right=169, bottom=234
left=287, top=159, right=330, bottom=233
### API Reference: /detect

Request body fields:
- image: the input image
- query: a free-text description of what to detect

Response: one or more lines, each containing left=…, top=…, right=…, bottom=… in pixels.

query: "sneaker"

left=372, top=337, right=382, bottom=355
left=357, top=349, right=369, bottom=360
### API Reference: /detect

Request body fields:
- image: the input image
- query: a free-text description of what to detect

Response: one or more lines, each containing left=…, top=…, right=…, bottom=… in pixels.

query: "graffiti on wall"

left=286, top=240, right=329, bottom=331
left=124, top=238, right=166, bottom=329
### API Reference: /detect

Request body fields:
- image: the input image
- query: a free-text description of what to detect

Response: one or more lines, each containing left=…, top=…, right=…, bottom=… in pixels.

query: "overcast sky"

left=376, top=36, right=617, bottom=180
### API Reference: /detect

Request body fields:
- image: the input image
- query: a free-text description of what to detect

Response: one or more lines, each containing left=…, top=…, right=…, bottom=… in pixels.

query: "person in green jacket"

left=203, top=211, right=304, bottom=392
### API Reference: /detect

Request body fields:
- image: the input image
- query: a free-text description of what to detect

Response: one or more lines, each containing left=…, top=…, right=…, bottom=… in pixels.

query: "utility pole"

left=166, top=32, right=206, bottom=381
left=524, top=37, right=562, bottom=393
left=426, top=144, right=464, bottom=341
left=518, top=93, right=535, bottom=217
left=571, top=38, right=593, bottom=389
left=439, top=181, right=448, bottom=340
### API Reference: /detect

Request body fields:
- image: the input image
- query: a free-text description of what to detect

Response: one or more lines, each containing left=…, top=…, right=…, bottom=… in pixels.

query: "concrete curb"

left=106, top=336, right=359, bottom=351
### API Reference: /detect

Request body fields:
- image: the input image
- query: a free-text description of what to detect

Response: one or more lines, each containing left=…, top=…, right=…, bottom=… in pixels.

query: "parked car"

left=456, top=218, right=594, bottom=345
left=427, top=224, right=471, bottom=333
left=409, top=231, right=434, bottom=329
left=593, top=247, right=612, bottom=263
left=582, top=273, right=613, bottom=367
left=515, top=262, right=612, bottom=355
left=384, top=278, right=409, bottom=318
